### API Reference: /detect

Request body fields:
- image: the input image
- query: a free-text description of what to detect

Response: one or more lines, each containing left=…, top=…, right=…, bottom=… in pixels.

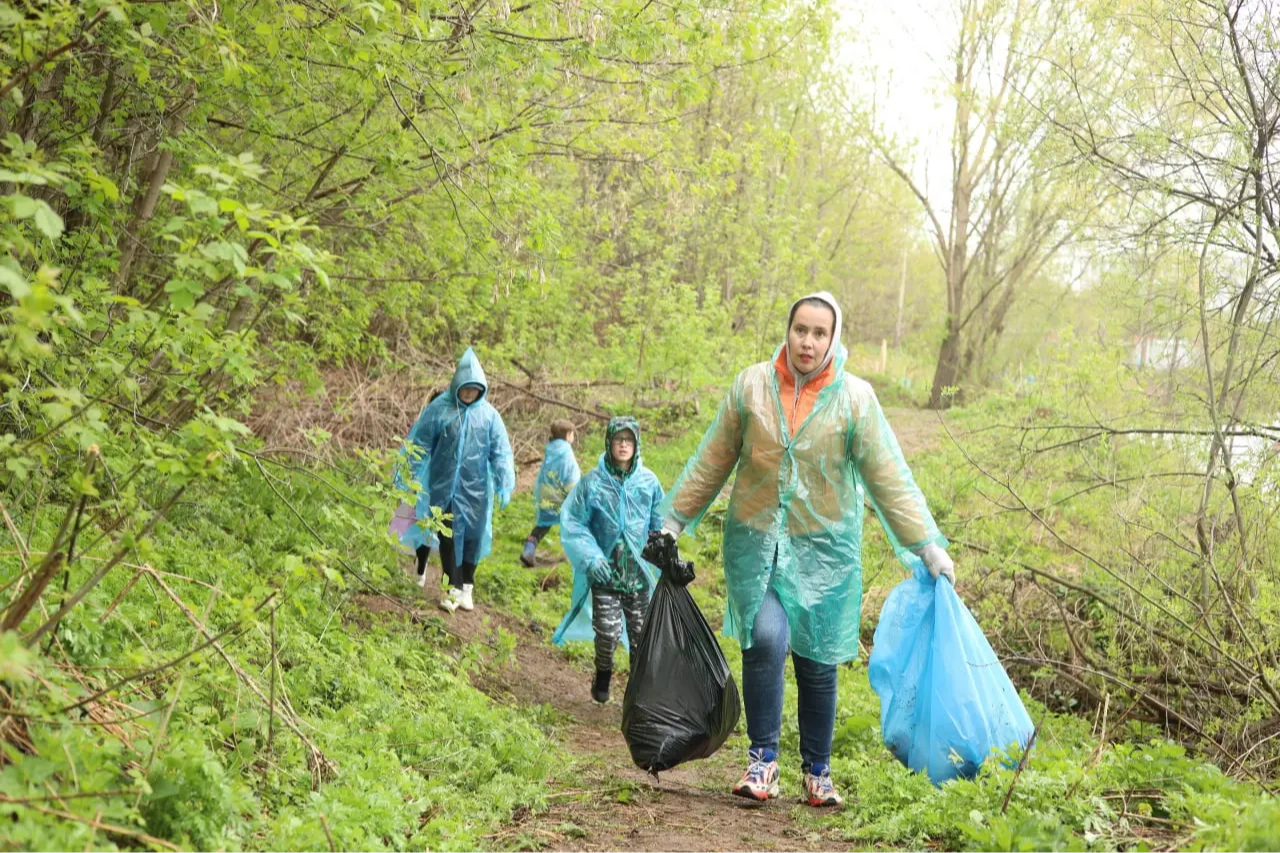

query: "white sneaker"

left=459, top=584, right=474, bottom=611
left=439, top=588, right=462, bottom=613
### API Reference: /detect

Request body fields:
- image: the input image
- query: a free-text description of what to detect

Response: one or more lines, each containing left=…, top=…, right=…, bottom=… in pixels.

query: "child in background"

left=552, top=417, right=665, bottom=704
left=521, top=419, right=581, bottom=567
left=395, top=348, right=516, bottom=614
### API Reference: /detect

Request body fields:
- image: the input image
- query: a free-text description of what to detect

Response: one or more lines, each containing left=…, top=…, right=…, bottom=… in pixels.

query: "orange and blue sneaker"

left=731, top=748, right=780, bottom=801
left=802, top=764, right=844, bottom=807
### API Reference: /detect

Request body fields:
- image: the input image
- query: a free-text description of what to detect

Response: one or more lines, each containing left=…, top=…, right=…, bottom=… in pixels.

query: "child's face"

left=457, top=385, right=481, bottom=405
left=566, top=430, right=576, bottom=446
left=610, top=431, right=636, bottom=467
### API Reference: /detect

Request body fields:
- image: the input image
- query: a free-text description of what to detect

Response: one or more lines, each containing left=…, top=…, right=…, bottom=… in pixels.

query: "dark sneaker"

left=590, top=669, right=612, bottom=704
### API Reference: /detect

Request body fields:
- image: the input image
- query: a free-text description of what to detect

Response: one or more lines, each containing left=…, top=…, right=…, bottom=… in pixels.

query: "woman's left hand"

left=918, top=543, right=955, bottom=584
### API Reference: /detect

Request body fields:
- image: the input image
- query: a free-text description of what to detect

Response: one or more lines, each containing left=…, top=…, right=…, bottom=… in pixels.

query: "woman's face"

left=610, top=430, right=636, bottom=468
left=788, top=303, right=835, bottom=373
left=457, top=385, right=481, bottom=405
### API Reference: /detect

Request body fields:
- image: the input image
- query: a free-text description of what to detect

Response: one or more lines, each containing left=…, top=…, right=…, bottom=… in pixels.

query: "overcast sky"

left=832, top=0, right=957, bottom=211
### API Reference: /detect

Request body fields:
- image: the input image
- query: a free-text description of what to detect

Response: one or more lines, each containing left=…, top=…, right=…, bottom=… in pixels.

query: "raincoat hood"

left=604, top=416, right=641, bottom=479
left=784, top=291, right=844, bottom=380
left=449, top=347, right=489, bottom=406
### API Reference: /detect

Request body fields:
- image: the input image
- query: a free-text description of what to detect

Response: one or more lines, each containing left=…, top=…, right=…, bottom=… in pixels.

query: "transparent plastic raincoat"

left=552, top=418, right=665, bottom=648
left=534, top=438, right=581, bottom=527
left=393, top=348, right=516, bottom=562
left=659, top=332, right=945, bottom=666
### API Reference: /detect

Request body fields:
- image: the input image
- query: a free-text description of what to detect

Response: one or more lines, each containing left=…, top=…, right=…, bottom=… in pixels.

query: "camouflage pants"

left=592, top=586, right=650, bottom=673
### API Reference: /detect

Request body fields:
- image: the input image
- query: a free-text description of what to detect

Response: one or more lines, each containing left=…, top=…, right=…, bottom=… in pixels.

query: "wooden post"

left=894, top=242, right=908, bottom=348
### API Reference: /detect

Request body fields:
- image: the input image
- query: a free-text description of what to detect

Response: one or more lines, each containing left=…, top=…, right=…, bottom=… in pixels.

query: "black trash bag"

left=622, top=536, right=740, bottom=775
left=641, top=530, right=696, bottom=587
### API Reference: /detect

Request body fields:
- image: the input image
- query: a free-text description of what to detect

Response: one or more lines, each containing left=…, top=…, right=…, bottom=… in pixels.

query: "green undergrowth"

left=2, top=465, right=561, bottom=851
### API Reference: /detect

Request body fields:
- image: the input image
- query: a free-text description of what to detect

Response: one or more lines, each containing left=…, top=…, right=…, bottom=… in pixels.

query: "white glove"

left=660, top=518, right=684, bottom=540
left=917, top=543, right=955, bottom=584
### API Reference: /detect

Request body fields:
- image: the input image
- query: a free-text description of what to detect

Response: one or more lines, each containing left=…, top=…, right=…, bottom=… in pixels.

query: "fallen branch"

left=0, top=798, right=179, bottom=851
left=252, top=458, right=413, bottom=617
left=145, top=570, right=338, bottom=787
left=1001, top=713, right=1043, bottom=814
left=487, top=375, right=610, bottom=422
left=320, top=813, right=338, bottom=852
left=27, top=487, right=186, bottom=644
left=55, top=597, right=268, bottom=715
left=0, top=788, right=137, bottom=804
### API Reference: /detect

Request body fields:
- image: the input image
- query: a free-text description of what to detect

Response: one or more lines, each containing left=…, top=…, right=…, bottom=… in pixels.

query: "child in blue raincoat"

left=521, top=419, right=581, bottom=567
left=395, top=348, right=516, bottom=614
left=552, top=417, right=664, bottom=704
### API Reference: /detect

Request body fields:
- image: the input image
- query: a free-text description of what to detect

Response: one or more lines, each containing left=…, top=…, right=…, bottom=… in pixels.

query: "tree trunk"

left=929, top=318, right=963, bottom=408
left=115, top=86, right=196, bottom=295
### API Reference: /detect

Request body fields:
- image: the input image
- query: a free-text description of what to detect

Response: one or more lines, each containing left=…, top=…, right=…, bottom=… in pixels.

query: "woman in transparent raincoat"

left=394, top=348, right=516, bottom=614
left=658, top=292, right=955, bottom=807
left=552, top=417, right=665, bottom=705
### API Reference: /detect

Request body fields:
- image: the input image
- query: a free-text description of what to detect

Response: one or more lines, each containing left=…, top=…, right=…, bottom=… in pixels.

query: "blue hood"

left=450, top=347, right=489, bottom=405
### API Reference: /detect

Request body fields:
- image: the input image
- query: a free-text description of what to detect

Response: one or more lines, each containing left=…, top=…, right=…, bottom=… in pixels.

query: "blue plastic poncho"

left=869, top=565, right=1034, bottom=784
left=534, top=438, right=581, bottom=528
left=552, top=418, right=665, bottom=649
left=659, top=293, right=946, bottom=665
left=392, top=348, right=516, bottom=562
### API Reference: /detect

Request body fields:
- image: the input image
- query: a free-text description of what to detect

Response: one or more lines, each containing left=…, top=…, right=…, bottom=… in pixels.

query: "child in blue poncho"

left=552, top=417, right=665, bottom=704
left=521, top=419, right=581, bottom=567
left=395, top=348, right=516, bottom=614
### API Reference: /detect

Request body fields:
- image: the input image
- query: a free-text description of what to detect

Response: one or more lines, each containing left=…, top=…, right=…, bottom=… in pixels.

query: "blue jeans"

left=741, top=587, right=838, bottom=774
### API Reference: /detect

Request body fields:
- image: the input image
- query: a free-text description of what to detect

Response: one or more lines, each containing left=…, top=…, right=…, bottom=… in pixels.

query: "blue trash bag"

left=868, top=562, right=1034, bottom=784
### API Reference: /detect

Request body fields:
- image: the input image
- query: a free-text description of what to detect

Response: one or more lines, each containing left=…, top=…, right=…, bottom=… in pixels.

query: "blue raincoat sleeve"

left=391, top=403, right=441, bottom=550
left=559, top=478, right=607, bottom=572
left=393, top=405, right=437, bottom=491
left=488, top=411, right=516, bottom=498
left=551, top=476, right=608, bottom=646
left=649, top=478, right=665, bottom=532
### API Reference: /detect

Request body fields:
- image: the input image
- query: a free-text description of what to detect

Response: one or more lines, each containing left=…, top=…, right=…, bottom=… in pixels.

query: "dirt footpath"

left=447, top=609, right=849, bottom=853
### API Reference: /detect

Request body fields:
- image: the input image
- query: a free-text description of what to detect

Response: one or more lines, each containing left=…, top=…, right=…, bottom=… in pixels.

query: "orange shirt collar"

left=773, top=348, right=837, bottom=433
